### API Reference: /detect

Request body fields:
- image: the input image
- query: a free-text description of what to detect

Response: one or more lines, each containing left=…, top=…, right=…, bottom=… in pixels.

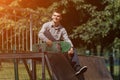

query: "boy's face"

left=52, top=12, right=62, bottom=23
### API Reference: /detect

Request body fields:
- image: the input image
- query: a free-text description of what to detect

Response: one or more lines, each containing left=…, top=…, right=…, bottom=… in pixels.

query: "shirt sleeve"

left=38, top=23, right=49, bottom=42
left=62, top=28, right=74, bottom=47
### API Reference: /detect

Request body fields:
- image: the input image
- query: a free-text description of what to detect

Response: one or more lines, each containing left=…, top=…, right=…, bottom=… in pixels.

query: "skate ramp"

left=45, top=53, right=112, bottom=80
left=45, top=53, right=78, bottom=80
left=78, top=55, right=113, bottom=80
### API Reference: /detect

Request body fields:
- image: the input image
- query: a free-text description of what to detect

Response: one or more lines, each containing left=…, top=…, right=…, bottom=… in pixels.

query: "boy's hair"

left=52, top=8, right=63, bottom=15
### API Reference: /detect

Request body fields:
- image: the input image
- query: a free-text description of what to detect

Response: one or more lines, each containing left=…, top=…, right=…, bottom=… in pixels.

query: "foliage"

left=0, top=0, right=120, bottom=55
left=113, top=37, right=120, bottom=57
left=70, top=0, right=120, bottom=50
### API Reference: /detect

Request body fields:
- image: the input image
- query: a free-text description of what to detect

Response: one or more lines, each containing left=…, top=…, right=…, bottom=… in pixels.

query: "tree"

left=71, top=0, right=120, bottom=55
left=1, top=0, right=120, bottom=55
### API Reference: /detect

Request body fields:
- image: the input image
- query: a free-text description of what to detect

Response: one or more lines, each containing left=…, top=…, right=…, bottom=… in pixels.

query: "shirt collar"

left=50, top=21, right=61, bottom=30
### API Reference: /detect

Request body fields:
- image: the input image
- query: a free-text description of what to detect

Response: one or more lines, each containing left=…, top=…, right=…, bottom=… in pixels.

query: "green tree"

left=1, top=0, right=120, bottom=55
left=71, top=0, right=120, bottom=55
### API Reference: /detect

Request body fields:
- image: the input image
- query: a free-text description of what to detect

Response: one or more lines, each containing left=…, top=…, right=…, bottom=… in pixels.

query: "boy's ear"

left=51, top=15, right=53, bottom=19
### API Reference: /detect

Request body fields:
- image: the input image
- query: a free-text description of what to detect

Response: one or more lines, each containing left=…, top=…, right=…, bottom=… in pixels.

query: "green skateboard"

left=39, top=41, right=71, bottom=53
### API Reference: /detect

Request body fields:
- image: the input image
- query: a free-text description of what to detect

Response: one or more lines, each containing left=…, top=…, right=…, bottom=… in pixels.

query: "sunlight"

left=0, top=0, right=13, bottom=4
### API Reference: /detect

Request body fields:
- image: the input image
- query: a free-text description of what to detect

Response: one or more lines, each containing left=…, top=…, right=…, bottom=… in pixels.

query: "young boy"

left=38, top=9, right=87, bottom=76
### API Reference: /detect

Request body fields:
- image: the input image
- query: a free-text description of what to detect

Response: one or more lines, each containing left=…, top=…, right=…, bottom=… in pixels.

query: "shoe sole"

left=75, top=66, right=87, bottom=76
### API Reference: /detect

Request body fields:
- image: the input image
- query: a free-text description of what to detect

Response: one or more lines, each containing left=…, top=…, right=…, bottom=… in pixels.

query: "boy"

left=38, top=9, right=87, bottom=76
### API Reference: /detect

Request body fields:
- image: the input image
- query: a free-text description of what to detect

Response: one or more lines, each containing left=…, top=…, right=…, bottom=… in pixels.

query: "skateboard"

left=39, top=41, right=71, bottom=53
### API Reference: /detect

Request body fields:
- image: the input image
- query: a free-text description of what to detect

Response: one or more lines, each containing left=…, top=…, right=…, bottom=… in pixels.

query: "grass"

left=0, top=62, right=50, bottom=80
left=0, top=61, right=119, bottom=80
left=107, top=65, right=120, bottom=80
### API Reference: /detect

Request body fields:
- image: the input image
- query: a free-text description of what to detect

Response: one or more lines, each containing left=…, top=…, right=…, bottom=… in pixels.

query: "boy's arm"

left=62, top=28, right=74, bottom=54
left=38, top=23, right=49, bottom=42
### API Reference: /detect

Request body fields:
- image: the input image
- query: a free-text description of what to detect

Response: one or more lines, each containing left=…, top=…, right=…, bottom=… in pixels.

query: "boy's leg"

left=64, top=48, right=87, bottom=76
left=71, top=49, right=87, bottom=75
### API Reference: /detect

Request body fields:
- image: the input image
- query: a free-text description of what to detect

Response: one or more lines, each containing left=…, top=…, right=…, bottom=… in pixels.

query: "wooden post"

left=42, top=53, right=45, bottom=80
left=13, top=48, right=19, bottom=80
left=109, top=53, right=114, bottom=78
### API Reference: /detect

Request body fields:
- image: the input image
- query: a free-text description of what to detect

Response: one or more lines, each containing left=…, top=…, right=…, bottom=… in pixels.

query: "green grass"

left=0, top=62, right=50, bottom=80
left=107, top=65, right=120, bottom=80
left=0, top=62, right=119, bottom=80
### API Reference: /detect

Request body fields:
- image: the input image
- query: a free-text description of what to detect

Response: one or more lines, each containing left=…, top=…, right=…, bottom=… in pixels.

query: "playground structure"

left=0, top=52, right=45, bottom=80
left=0, top=51, right=113, bottom=80
left=0, top=4, right=119, bottom=80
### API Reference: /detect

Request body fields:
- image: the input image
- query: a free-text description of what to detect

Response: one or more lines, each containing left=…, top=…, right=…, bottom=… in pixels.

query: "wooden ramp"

left=45, top=53, right=113, bottom=80
left=78, top=55, right=113, bottom=80
left=45, top=53, right=78, bottom=80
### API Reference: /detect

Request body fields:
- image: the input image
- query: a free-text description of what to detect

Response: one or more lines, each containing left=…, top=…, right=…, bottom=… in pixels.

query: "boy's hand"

left=68, top=47, right=74, bottom=55
left=46, top=40, right=53, bottom=46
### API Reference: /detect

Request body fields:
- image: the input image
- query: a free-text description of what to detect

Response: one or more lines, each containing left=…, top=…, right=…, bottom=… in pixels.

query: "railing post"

left=118, top=56, right=120, bottom=80
left=13, top=47, right=19, bottom=80
left=109, top=53, right=114, bottom=79
left=42, top=53, right=45, bottom=80
left=14, top=59, right=19, bottom=80
left=32, top=59, right=36, bottom=80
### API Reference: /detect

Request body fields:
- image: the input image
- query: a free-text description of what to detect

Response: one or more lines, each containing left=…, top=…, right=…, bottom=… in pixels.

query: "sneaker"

left=75, top=66, right=87, bottom=76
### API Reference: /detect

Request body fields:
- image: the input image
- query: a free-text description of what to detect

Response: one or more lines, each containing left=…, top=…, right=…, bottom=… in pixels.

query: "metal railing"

left=0, top=9, right=40, bottom=52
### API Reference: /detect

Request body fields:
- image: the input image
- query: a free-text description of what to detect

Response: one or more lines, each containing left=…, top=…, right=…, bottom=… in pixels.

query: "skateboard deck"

left=39, top=41, right=71, bottom=53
